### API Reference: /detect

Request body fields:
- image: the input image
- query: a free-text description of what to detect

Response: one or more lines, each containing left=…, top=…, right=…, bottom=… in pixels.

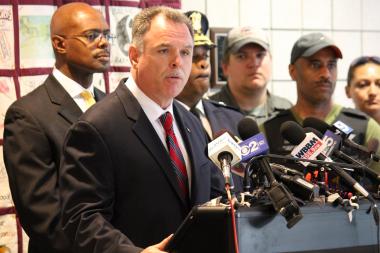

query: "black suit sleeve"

left=59, top=120, right=142, bottom=253
left=3, top=106, right=62, bottom=250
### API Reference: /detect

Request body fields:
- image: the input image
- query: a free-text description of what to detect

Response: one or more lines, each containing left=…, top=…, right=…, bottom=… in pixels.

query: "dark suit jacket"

left=3, top=74, right=105, bottom=253
left=59, top=80, right=225, bottom=253
left=202, top=99, right=244, bottom=137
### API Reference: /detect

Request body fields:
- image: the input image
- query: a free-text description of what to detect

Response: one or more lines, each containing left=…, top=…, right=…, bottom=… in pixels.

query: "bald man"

left=3, top=3, right=110, bottom=253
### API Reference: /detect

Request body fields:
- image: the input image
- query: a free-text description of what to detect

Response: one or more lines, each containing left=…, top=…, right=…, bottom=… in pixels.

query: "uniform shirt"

left=209, top=84, right=292, bottom=125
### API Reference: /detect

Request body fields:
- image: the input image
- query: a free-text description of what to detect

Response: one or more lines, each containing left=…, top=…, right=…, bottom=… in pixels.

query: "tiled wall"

left=181, top=0, right=380, bottom=107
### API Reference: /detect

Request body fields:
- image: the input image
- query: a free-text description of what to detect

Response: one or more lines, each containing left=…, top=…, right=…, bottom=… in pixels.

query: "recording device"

left=303, top=117, right=380, bottom=162
left=281, top=121, right=375, bottom=203
left=237, top=117, right=303, bottom=228
left=208, top=132, right=241, bottom=185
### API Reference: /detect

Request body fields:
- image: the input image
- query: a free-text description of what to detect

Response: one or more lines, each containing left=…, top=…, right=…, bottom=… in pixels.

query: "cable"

left=225, top=184, right=239, bottom=253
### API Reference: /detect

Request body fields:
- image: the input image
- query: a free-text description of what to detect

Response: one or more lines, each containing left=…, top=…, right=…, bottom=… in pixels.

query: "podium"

left=166, top=201, right=379, bottom=253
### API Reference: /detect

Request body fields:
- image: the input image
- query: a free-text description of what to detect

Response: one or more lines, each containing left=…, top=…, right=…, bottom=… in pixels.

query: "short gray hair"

left=132, top=6, right=194, bottom=52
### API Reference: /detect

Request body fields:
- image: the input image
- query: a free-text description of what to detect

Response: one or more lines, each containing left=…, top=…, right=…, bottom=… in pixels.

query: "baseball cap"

left=290, top=33, right=343, bottom=64
left=223, top=26, right=270, bottom=56
left=184, top=11, right=215, bottom=48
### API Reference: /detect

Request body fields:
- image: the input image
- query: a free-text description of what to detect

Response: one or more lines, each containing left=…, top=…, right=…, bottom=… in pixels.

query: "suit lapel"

left=115, top=81, right=189, bottom=208
left=45, top=74, right=83, bottom=124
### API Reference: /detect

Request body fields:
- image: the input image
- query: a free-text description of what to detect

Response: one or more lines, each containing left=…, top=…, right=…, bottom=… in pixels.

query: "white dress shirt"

left=52, top=68, right=95, bottom=112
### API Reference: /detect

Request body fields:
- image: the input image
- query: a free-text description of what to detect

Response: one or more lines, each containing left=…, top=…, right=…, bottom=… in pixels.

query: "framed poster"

left=210, top=27, right=230, bottom=88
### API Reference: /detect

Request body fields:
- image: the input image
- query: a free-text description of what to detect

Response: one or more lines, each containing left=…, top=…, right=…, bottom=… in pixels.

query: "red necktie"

left=159, top=112, right=189, bottom=198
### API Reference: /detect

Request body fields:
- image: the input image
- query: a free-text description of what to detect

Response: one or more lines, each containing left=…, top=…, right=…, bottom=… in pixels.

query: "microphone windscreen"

left=303, top=127, right=323, bottom=138
left=280, top=121, right=305, bottom=145
left=237, top=117, right=260, bottom=140
left=303, top=117, right=330, bottom=133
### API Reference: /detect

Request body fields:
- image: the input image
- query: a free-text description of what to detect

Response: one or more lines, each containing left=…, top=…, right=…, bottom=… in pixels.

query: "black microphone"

left=303, top=117, right=380, bottom=161
left=281, top=121, right=376, bottom=203
left=304, top=127, right=380, bottom=182
left=271, top=163, right=316, bottom=201
left=238, top=117, right=303, bottom=228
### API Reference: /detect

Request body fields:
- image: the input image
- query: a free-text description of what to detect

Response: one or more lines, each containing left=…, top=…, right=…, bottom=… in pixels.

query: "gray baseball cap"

left=290, top=33, right=342, bottom=64
left=223, top=27, right=270, bottom=56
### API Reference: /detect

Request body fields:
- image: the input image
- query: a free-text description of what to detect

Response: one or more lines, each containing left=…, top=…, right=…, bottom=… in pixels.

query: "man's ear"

left=51, top=35, right=66, bottom=54
left=288, top=63, right=297, bottom=81
left=129, top=44, right=140, bottom=68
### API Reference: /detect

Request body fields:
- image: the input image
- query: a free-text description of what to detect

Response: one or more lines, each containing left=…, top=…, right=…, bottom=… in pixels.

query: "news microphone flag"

left=321, top=130, right=342, bottom=157
left=208, top=132, right=241, bottom=168
left=333, top=120, right=354, bottom=135
left=290, top=132, right=327, bottom=166
left=239, top=133, right=269, bottom=162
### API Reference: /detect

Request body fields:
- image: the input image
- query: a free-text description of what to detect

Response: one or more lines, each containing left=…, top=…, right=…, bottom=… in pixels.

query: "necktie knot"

left=80, top=90, right=96, bottom=108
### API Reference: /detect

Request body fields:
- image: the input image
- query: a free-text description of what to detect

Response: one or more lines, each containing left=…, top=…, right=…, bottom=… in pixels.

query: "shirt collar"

left=52, top=67, right=95, bottom=98
left=125, top=77, right=174, bottom=122
left=175, top=99, right=205, bottom=116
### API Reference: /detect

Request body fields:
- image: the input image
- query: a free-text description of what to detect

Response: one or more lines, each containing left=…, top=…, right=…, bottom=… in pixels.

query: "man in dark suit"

left=176, top=11, right=244, bottom=140
left=59, top=6, right=225, bottom=253
left=3, top=3, right=109, bottom=253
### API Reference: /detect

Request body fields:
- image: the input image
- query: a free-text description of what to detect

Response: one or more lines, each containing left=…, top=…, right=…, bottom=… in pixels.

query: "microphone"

left=281, top=121, right=376, bottom=203
left=303, top=117, right=380, bottom=161
left=208, top=131, right=242, bottom=185
left=271, top=163, right=317, bottom=201
left=304, top=127, right=380, bottom=182
left=237, top=118, right=303, bottom=227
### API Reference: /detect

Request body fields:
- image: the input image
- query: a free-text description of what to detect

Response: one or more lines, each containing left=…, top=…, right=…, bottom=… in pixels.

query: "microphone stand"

left=246, top=157, right=303, bottom=228
left=259, top=154, right=380, bottom=227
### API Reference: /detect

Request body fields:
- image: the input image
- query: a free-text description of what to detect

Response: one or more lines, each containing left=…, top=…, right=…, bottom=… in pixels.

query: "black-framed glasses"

left=347, top=56, right=380, bottom=84
left=58, top=30, right=115, bottom=45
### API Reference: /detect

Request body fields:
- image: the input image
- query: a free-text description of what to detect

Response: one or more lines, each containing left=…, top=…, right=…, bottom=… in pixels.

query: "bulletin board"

left=0, top=1, right=180, bottom=252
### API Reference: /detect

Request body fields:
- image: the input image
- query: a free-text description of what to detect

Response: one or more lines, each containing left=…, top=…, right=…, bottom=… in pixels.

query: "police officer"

left=176, top=11, right=244, bottom=140
left=210, top=26, right=292, bottom=125
left=263, top=33, right=380, bottom=172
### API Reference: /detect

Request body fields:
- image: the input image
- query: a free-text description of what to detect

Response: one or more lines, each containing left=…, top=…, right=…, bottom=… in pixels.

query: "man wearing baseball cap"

left=210, top=26, right=292, bottom=125
left=177, top=11, right=244, bottom=140
left=263, top=33, right=380, bottom=172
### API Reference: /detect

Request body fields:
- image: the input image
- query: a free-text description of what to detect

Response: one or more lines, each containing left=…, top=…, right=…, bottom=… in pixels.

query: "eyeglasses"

left=58, top=30, right=115, bottom=45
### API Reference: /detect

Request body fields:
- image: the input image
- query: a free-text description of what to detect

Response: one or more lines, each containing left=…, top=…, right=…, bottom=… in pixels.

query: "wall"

left=181, top=0, right=380, bottom=106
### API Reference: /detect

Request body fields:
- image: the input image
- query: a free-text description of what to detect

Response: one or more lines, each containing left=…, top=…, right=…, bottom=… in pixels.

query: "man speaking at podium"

left=59, top=6, right=225, bottom=253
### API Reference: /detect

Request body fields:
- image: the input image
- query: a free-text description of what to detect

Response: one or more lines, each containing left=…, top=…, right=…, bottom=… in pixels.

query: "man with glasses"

left=210, top=26, right=292, bottom=125
left=3, top=3, right=109, bottom=253
left=262, top=33, right=380, bottom=171
left=346, top=56, right=380, bottom=124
